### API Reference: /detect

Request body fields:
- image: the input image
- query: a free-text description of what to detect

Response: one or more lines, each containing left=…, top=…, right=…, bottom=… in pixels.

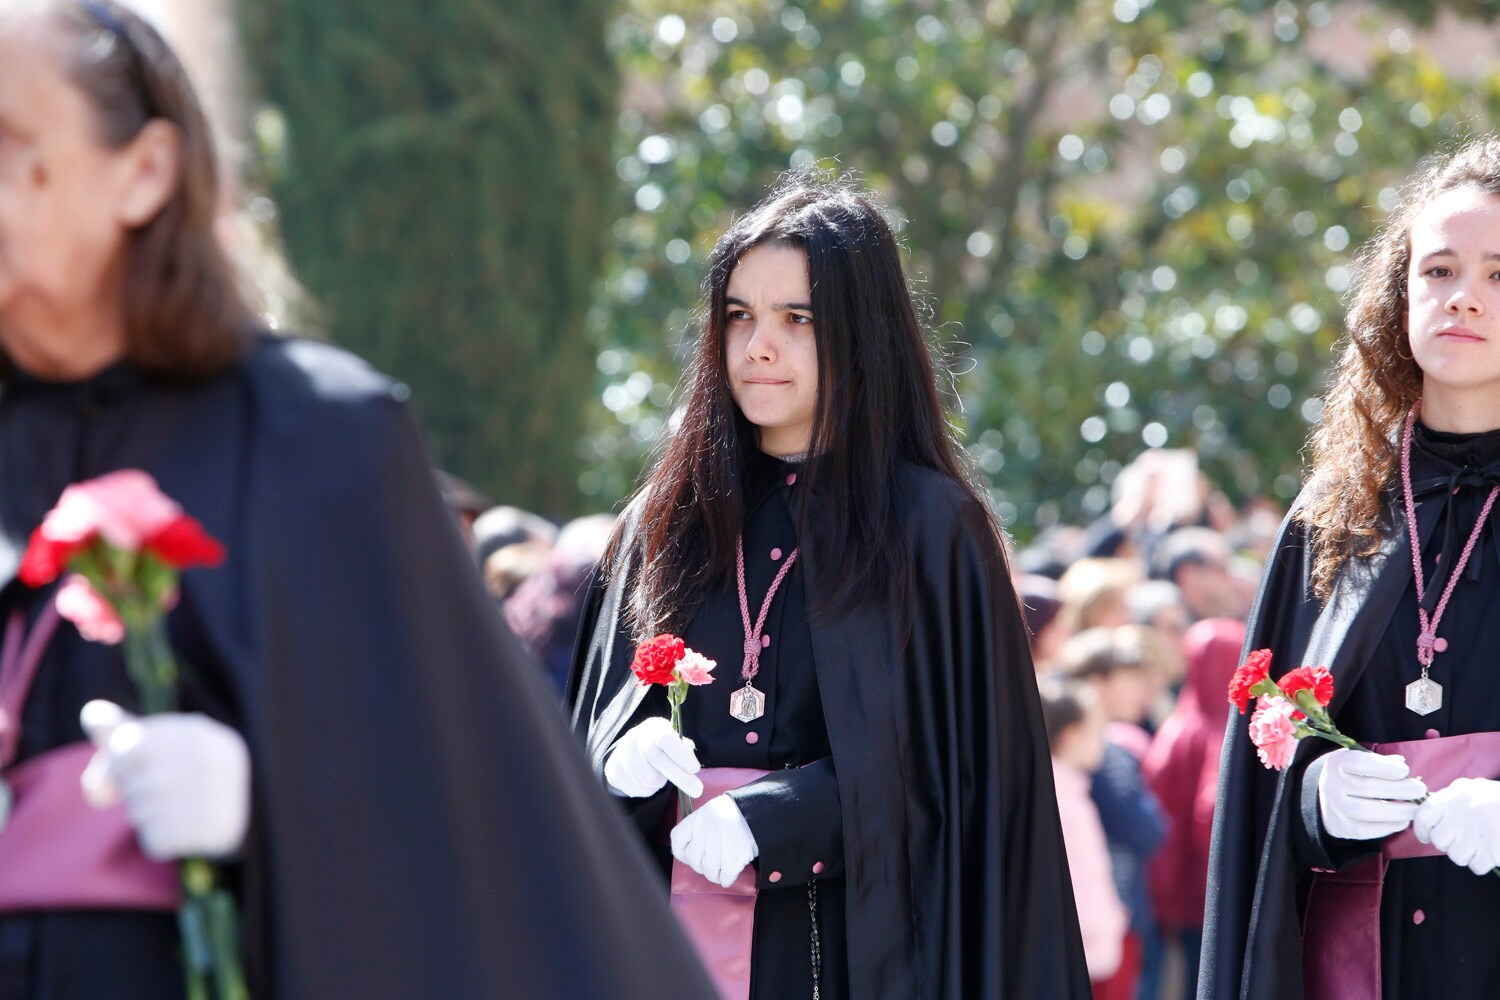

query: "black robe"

left=0, top=335, right=715, bottom=999
left=1200, top=424, right=1500, bottom=1000
left=568, top=458, right=1092, bottom=999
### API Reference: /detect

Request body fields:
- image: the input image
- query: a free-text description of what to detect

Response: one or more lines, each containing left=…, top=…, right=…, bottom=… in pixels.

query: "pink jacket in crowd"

left=1052, top=758, right=1128, bottom=979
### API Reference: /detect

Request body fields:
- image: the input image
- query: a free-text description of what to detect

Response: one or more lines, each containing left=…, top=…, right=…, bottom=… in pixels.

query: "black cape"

left=1202, top=429, right=1500, bottom=1000
left=0, top=335, right=715, bottom=999
left=568, top=462, right=1091, bottom=999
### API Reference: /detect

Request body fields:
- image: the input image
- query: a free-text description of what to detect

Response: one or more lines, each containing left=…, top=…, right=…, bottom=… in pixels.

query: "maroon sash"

left=0, top=602, right=178, bottom=913
left=669, top=767, right=769, bottom=1000
left=1302, top=731, right=1500, bottom=999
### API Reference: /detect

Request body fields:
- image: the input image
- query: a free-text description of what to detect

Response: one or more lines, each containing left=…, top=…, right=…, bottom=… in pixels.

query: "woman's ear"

left=113, top=119, right=181, bottom=228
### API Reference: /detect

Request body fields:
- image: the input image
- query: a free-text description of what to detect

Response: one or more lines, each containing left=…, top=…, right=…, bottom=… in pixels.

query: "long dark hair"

left=19, top=1, right=253, bottom=379
left=1301, top=136, right=1500, bottom=598
left=617, top=170, right=996, bottom=639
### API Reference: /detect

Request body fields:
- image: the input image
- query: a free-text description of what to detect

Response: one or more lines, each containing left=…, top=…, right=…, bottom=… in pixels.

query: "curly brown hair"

left=1301, top=136, right=1500, bottom=598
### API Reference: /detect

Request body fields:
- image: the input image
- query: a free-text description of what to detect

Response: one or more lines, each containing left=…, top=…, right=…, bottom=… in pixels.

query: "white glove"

left=79, top=700, right=251, bottom=861
left=670, top=793, right=759, bottom=888
left=1414, top=777, right=1500, bottom=876
left=603, top=716, right=703, bottom=799
left=1318, top=748, right=1427, bottom=841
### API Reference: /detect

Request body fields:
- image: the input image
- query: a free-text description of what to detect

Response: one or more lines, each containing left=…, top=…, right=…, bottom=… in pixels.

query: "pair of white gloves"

left=77, top=700, right=250, bottom=861
left=605, top=716, right=759, bottom=888
left=1319, top=747, right=1500, bottom=875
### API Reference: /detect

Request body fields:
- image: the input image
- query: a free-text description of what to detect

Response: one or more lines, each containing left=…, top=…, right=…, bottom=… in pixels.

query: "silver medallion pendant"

left=729, top=682, right=766, bottom=723
left=1406, top=676, right=1443, bottom=716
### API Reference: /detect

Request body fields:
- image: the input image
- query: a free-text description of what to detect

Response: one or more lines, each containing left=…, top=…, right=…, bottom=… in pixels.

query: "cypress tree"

left=239, top=2, right=616, bottom=516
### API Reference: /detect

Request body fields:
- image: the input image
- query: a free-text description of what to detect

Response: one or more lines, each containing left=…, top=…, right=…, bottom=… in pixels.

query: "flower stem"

left=669, top=684, right=692, bottom=818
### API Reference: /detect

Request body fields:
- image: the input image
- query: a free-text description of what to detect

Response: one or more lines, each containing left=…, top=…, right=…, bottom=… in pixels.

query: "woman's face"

left=0, top=23, right=154, bottom=330
left=1407, top=186, right=1500, bottom=420
left=724, top=243, right=819, bottom=457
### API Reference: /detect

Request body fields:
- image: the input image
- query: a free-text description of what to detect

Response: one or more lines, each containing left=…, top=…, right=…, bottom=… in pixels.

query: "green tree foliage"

left=587, top=0, right=1500, bottom=534
left=239, top=2, right=615, bottom=514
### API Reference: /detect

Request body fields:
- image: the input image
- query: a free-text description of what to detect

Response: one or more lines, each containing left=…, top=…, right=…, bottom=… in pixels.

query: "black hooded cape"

left=568, top=461, right=1091, bottom=999
left=0, top=335, right=715, bottom=999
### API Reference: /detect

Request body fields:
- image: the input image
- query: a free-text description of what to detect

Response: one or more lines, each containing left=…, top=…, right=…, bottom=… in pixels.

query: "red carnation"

left=1229, top=648, right=1274, bottom=714
left=145, top=515, right=226, bottom=570
left=630, top=634, right=686, bottom=688
left=1278, top=665, right=1334, bottom=709
left=18, top=531, right=86, bottom=588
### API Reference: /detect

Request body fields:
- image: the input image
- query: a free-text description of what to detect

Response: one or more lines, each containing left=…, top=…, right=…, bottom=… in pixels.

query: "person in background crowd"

left=1060, top=629, right=1168, bottom=1000
left=1202, top=134, right=1500, bottom=1000
left=1058, top=558, right=1142, bottom=635
left=569, top=173, right=1090, bottom=999
left=472, top=504, right=557, bottom=568
left=1015, top=524, right=1088, bottom=579
left=435, top=470, right=493, bottom=548
left=484, top=539, right=553, bottom=602
left=1044, top=682, right=1130, bottom=987
left=1019, top=573, right=1067, bottom=668
left=0, top=3, right=715, bottom=997
left=1113, top=624, right=1184, bottom=734
left=506, top=513, right=614, bottom=691
left=1128, top=580, right=1192, bottom=666
left=1142, top=618, right=1245, bottom=1000
left=1149, top=527, right=1241, bottom=621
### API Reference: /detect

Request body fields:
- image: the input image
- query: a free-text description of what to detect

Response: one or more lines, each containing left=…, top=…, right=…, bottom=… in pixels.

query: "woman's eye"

left=789, top=313, right=813, bottom=326
left=726, top=310, right=751, bottom=322
left=1427, top=266, right=1452, bottom=278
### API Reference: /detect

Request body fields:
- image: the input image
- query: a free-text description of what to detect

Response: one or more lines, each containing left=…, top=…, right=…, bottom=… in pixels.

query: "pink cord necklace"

left=1400, top=404, right=1500, bottom=715
left=729, top=534, right=800, bottom=723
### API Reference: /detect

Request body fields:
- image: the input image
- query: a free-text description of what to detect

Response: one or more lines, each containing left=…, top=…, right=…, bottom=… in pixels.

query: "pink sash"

left=670, top=766, right=769, bottom=1000
left=1302, top=731, right=1500, bottom=1000
left=0, top=601, right=179, bottom=912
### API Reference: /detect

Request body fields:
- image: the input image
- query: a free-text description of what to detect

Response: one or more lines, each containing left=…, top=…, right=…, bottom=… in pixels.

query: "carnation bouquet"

left=1231, top=648, right=1500, bottom=878
left=20, top=470, right=246, bottom=1000
left=1228, top=650, right=1352, bottom=771
left=629, top=633, right=716, bottom=816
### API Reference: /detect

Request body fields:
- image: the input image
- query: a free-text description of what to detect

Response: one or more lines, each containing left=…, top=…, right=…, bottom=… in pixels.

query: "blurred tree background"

left=241, top=0, right=1500, bottom=533
left=239, top=1, right=614, bottom=515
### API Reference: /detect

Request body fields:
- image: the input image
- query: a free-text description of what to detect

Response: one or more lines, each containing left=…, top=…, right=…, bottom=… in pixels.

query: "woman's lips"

left=1437, top=327, right=1485, bottom=342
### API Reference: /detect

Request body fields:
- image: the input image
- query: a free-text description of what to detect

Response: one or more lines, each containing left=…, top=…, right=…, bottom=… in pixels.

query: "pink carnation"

left=45, top=471, right=183, bottom=552
left=1248, top=696, right=1301, bottom=771
left=56, top=576, right=126, bottom=645
left=19, top=470, right=223, bottom=587
left=676, top=649, right=717, bottom=686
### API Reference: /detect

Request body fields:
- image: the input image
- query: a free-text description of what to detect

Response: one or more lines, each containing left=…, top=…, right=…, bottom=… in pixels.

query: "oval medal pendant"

left=729, top=682, right=766, bottom=723
left=1406, top=676, right=1443, bottom=716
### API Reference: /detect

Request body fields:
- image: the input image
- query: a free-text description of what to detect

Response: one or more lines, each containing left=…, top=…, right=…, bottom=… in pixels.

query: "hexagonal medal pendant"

left=729, top=682, right=766, bottom=723
left=1405, top=676, right=1442, bottom=717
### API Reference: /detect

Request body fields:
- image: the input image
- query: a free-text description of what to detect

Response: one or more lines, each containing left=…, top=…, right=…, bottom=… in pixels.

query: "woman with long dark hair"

left=569, top=174, right=1090, bottom=999
left=1202, top=136, right=1500, bottom=1000
left=0, top=3, right=712, bottom=997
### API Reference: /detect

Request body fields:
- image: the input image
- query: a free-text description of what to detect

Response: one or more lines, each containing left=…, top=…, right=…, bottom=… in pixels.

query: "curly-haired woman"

left=1202, top=135, right=1500, bottom=1000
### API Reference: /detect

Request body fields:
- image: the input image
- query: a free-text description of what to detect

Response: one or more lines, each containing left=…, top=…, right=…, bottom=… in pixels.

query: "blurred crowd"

left=437, top=446, right=1275, bottom=1000
left=436, top=472, right=616, bottom=695
left=1024, top=448, right=1277, bottom=1000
